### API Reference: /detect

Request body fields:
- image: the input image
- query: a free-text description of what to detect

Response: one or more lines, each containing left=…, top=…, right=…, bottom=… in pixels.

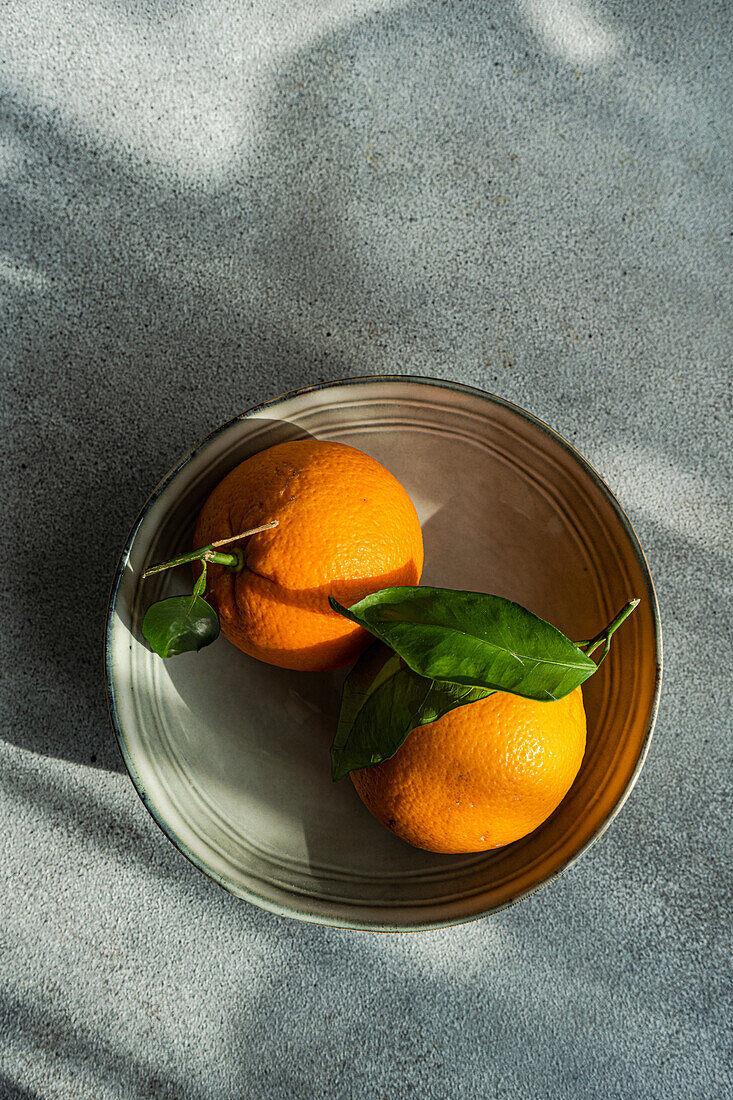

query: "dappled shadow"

left=0, top=1073, right=42, bottom=1100
left=0, top=747, right=217, bottom=897
left=0, top=78, right=354, bottom=770
left=218, top=863, right=730, bottom=1098
left=2, top=0, right=727, bottom=777
left=0, top=990, right=206, bottom=1100
left=1, top=0, right=730, bottom=1095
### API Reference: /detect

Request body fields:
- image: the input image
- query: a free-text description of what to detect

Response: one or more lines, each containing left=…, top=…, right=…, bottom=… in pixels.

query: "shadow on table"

left=0, top=1073, right=41, bottom=1100
left=0, top=991, right=204, bottom=1100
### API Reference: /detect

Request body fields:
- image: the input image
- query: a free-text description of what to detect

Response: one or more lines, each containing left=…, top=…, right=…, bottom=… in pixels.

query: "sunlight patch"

left=0, top=254, right=51, bottom=292
left=518, top=0, right=620, bottom=64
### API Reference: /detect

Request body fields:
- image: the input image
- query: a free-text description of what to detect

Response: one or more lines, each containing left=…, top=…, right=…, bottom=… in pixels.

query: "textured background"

left=1, top=1, right=731, bottom=1097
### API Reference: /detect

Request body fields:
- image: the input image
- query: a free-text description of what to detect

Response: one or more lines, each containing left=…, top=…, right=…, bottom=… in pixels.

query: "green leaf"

left=330, top=587, right=596, bottom=702
left=191, top=559, right=207, bottom=600
left=142, top=594, right=220, bottom=658
left=330, top=645, right=495, bottom=780
left=419, top=679, right=495, bottom=724
left=331, top=645, right=431, bottom=781
left=332, top=645, right=401, bottom=759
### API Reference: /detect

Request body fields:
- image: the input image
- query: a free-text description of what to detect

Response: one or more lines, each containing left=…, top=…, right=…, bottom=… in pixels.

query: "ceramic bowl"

left=105, top=377, right=661, bottom=929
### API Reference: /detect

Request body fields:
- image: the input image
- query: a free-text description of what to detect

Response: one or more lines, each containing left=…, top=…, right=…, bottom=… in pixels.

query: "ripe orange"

left=193, top=440, right=424, bottom=671
left=351, top=687, right=586, bottom=852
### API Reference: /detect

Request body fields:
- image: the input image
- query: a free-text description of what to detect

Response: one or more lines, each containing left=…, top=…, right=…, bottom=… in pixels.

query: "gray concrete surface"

left=1, top=1, right=731, bottom=1097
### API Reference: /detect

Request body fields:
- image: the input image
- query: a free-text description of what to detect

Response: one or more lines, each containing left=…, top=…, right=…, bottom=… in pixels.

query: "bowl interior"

left=106, top=379, right=660, bottom=929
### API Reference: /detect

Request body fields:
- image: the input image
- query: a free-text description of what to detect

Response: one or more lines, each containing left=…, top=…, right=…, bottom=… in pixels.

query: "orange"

left=193, top=440, right=423, bottom=671
left=351, top=687, right=586, bottom=852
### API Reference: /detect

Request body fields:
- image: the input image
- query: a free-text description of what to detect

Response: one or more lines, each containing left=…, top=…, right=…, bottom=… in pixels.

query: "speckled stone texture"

left=1, top=1, right=731, bottom=1097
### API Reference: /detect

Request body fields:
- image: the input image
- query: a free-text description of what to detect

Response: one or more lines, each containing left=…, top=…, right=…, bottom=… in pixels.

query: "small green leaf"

left=142, top=594, right=220, bottom=658
left=330, top=587, right=597, bottom=702
left=192, top=559, right=207, bottom=599
left=330, top=645, right=495, bottom=780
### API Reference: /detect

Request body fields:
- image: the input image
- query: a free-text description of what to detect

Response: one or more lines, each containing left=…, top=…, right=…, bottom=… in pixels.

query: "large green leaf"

left=330, top=644, right=494, bottom=780
left=330, top=587, right=596, bottom=702
left=142, top=594, right=220, bottom=658
left=331, top=645, right=401, bottom=761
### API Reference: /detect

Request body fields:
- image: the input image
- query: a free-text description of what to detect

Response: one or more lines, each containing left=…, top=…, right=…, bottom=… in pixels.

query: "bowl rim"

left=105, top=375, right=663, bottom=931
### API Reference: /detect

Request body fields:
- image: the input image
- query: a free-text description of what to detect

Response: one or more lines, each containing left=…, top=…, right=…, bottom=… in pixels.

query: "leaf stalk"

left=141, top=520, right=277, bottom=579
left=576, top=599, right=640, bottom=660
left=142, top=547, right=239, bottom=577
